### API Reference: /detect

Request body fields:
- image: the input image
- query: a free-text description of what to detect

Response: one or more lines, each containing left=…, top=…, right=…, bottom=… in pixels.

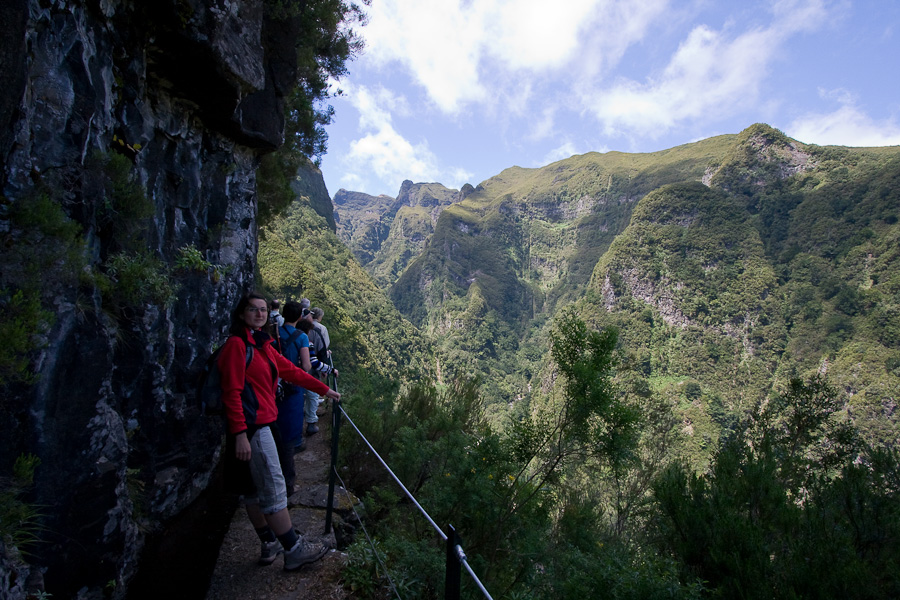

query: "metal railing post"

left=445, top=524, right=461, bottom=600
left=324, top=367, right=341, bottom=535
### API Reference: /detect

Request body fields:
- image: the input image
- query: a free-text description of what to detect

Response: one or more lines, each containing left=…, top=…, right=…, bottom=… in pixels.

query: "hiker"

left=310, top=307, right=330, bottom=358
left=298, top=309, right=334, bottom=435
left=269, top=299, right=285, bottom=327
left=277, top=300, right=311, bottom=476
left=219, top=291, right=340, bottom=570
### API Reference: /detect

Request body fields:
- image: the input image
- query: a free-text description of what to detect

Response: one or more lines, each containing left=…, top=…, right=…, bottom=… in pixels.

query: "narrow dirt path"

left=205, top=404, right=357, bottom=600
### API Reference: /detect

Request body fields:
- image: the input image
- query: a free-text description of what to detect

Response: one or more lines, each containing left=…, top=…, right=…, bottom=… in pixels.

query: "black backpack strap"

left=286, top=329, right=302, bottom=350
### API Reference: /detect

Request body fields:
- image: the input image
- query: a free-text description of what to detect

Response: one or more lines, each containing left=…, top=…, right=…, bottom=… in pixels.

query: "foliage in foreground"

left=0, top=454, right=43, bottom=553
left=339, top=316, right=696, bottom=599
left=651, top=375, right=900, bottom=599
left=339, top=318, right=900, bottom=599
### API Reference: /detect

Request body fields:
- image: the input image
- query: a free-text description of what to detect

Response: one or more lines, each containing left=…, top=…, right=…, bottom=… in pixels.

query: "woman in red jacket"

left=219, top=291, right=340, bottom=571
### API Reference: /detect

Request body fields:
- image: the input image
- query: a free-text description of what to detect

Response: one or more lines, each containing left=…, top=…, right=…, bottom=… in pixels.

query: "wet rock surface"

left=0, top=1, right=300, bottom=598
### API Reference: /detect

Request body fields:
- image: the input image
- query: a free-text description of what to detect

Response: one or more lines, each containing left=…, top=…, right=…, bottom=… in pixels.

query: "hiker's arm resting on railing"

left=273, top=351, right=339, bottom=401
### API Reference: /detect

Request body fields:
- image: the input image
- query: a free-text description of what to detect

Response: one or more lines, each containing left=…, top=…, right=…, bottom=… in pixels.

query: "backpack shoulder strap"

left=273, top=325, right=286, bottom=354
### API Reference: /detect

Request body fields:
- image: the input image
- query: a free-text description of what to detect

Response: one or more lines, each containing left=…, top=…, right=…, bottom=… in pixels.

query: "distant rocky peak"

left=708, top=123, right=817, bottom=193
left=458, top=183, right=476, bottom=201
left=395, top=180, right=459, bottom=209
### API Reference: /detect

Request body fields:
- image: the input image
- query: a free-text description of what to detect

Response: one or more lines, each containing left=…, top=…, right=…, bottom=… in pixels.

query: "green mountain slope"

left=333, top=180, right=459, bottom=287
left=330, top=124, right=900, bottom=448
left=390, top=133, right=737, bottom=328
left=584, top=126, right=900, bottom=449
left=258, top=164, right=432, bottom=388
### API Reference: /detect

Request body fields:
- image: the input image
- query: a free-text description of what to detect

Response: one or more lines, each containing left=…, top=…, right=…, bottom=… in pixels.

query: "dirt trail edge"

left=206, top=403, right=358, bottom=600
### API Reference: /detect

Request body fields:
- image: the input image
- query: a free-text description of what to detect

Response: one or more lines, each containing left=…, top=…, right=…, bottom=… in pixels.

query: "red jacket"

left=218, top=328, right=330, bottom=435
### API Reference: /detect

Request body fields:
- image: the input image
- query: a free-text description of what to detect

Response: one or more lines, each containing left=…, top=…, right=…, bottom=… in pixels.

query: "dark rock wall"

left=292, top=159, right=337, bottom=231
left=1, top=1, right=296, bottom=597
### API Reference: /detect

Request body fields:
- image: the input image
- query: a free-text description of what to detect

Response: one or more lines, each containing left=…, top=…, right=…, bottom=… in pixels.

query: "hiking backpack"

left=274, top=326, right=304, bottom=399
left=197, top=343, right=253, bottom=415
left=307, top=325, right=328, bottom=362
left=276, top=325, right=304, bottom=359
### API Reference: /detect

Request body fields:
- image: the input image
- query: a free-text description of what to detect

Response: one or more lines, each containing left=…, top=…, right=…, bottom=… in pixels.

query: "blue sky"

left=318, top=0, right=900, bottom=198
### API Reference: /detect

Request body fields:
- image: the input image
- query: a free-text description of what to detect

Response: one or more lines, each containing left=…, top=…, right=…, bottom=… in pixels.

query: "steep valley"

left=3, top=2, right=899, bottom=591
left=252, top=124, right=900, bottom=599
left=331, top=124, right=900, bottom=453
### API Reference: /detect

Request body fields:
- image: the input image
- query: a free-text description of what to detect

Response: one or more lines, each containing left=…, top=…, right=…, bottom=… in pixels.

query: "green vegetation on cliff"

left=258, top=123, right=900, bottom=599
left=258, top=162, right=431, bottom=392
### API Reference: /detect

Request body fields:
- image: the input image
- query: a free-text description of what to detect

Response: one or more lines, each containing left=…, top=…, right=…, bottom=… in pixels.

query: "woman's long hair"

left=229, top=291, right=269, bottom=340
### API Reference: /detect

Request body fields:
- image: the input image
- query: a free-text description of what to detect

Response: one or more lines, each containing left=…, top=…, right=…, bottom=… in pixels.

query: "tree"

left=269, top=0, right=368, bottom=162
left=650, top=375, right=900, bottom=599
left=256, top=0, right=368, bottom=223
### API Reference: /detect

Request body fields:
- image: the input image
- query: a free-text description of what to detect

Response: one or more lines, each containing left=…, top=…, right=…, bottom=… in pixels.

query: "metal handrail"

left=322, top=374, right=494, bottom=600
left=334, top=404, right=447, bottom=541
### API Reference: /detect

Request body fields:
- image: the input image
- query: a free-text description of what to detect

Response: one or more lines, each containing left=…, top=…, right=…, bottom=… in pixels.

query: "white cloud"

left=340, top=84, right=472, bottom=193
left=361, top=0, right=488, bottom=113
left=359, top=0, right=670, bottom=115
left=347, top=129, right=440, bottom=186
left=483, top=0, right=602, bottom=70
left=584, top=25, right=774, bottom=136
left=771, top=0, right=830, bottom=34
left=527, top=106, right=558, bottom=142
left=447, top=166, right=476, bottom=190
left=351, top=84, right=410, bottom=130
left=573, top=0, right=671, bottom=79
left=787, top=91, right=900, bottom=147
left=540, top=142, right=581, bottom=166
left=581, top=0, right=830, bottom=138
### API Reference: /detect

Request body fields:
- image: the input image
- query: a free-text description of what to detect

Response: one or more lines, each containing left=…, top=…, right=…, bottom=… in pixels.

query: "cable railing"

left=321, top=366, right=494, bottom=600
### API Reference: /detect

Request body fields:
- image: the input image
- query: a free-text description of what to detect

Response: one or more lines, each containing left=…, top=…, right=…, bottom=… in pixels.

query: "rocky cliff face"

left=333, top=180, right=459, bottom=286
left=333, top=188, right=398, bottom=263
left=0, top=1, right=298, bottom=597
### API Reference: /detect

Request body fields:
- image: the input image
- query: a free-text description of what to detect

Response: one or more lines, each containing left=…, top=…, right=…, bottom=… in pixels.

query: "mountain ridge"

left=332, top=124, right=900, bottom=450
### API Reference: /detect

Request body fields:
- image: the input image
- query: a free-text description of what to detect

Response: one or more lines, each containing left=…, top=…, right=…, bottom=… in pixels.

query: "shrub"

left=104, top=251, right=177, bottom=309
left=175, top=244, right=226, bottom=282
left=0, top=454, right=43, bottom=554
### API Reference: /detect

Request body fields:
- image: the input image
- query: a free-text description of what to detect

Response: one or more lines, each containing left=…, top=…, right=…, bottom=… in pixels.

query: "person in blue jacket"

left=276, top=301, right=311, bottom=490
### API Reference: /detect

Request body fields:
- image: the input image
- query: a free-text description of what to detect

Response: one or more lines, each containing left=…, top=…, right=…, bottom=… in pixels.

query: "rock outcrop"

left=333, top=180, right=459, bottom=286
left=0, top=1, right=299, bottom=598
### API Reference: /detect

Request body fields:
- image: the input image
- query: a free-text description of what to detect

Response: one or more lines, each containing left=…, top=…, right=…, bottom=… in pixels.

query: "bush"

left=103, top=251, right=177, bottom=309
left=0, top=454, right=43, bottom=554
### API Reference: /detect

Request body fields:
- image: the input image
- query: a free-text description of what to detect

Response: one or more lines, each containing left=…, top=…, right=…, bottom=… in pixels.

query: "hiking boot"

left=259, top=540, right=282, bottom=566
left=306, top=423, right=319, bottom=435
left=283, top=539, right=328, bottom=571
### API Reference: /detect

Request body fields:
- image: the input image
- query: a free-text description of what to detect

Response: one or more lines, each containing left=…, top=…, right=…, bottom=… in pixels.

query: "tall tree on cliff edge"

left=258, top=0, right=368, bottom=225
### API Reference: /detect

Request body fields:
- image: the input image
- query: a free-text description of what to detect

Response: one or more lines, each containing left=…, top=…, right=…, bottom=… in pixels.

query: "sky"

left=318, top=0, right=900, bottom=199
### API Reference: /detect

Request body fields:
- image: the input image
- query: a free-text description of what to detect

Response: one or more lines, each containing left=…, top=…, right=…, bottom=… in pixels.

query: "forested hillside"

left=255, top=123, right=900, bottom=599
left=257, top=160, right=433, bottom=396
left=333, top=124, right=899, bottom=453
